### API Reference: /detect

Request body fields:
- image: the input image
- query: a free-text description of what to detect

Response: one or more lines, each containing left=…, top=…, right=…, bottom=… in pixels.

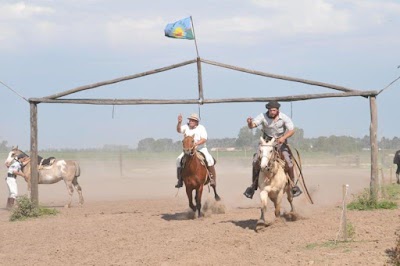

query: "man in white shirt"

left=5, top=154, right=26, bottom=209
left=243, top=100, right=302, bottom=199
left=175, top=113, right=216, bottom=188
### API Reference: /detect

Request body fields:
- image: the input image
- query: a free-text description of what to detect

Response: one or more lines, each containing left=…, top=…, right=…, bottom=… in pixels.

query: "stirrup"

left=292, top=186, right=302, bottom=197
left=175, top=181, right=183, bottom=188
left=243, top=187, right=255, bottom=199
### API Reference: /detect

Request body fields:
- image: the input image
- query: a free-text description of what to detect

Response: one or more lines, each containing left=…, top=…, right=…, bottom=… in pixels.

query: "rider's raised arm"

left=247, top=117, right=256, bottom=129
left=177, top=114, right=183, bottom=133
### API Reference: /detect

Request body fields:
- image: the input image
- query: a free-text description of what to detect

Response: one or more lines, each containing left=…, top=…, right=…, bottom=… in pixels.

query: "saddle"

left=38, top=156, right=56, bottom=170
left=181, top=150, right=216, bottom=168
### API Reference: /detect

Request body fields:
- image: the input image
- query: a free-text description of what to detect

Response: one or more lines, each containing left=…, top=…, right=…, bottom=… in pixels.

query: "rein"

left=20, top=157, right=30, bottom=170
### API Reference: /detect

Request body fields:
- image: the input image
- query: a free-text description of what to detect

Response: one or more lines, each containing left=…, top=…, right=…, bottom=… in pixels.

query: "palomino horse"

left=256, top=137, right=294, bottom=230
left=4, top=147, right=84, bottom=208
left=181, top=135, right=221, bottom=217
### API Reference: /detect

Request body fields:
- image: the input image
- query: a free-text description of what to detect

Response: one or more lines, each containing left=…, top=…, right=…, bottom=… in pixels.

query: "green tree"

left=137, top=138, right=155, bottom=152
left=236, top=126, right=254, bottom=148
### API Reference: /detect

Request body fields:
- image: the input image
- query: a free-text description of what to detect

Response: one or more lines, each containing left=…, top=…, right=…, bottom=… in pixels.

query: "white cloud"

left=0, top=0, right=399, bottom=50
left=0, top=2, right=54, bottom=19
left=105, top=17, right=166, bottom=47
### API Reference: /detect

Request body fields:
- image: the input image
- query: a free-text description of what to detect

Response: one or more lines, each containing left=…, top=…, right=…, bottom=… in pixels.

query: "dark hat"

left=265, top=101, right=281, bottom=109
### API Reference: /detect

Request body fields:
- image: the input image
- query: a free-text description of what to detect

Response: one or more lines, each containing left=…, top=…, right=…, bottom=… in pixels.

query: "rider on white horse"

left=243, top=100, right=302, bottom=199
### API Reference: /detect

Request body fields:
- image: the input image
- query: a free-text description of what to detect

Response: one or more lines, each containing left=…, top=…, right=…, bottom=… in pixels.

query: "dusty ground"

left=0, top=157, right=399, bottom=265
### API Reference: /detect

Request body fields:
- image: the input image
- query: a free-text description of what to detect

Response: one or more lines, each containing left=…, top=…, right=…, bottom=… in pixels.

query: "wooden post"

left=369, top=96, right=379, bottom=201
left=119, top=148, right=123, bottom=177
left=380, top=167, right=386, bottom=185
left=196, top=57, right=204, bottom=103
left=30, top=102, right=39, bottom=206
left=342, top=184, right=348, bottom=241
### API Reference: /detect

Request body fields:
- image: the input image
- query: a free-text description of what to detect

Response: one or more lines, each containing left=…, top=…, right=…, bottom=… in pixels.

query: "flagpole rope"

left=0, top=80, right=28, bottom=102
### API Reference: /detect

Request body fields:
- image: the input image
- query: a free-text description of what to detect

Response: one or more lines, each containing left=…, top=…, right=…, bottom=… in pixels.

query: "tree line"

left=1, top=127, right=400, bottom=154
left=136, top=127, right=400, bottom=154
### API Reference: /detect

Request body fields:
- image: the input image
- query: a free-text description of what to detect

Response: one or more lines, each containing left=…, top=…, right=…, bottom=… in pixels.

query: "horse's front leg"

left=272, top=190, right=285, bottom=218
left=257, top=189, right=269, bottom=227
left=186, top=187, right=196, bottom=212
left=27, top=180, right=32, bottom=198
left=286, top=184, right=295, bottom=213
left=195, top=186, right=204, bottom=218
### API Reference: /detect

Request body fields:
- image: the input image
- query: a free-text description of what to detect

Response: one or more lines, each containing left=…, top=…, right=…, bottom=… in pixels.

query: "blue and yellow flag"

left=164, top=17, right=194, bottom=40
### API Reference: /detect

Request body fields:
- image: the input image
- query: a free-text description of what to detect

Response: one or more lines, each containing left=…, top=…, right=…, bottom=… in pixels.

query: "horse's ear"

left=269, top=138, right=275, bottom=144
left=260, top=136, right=266, bottom=145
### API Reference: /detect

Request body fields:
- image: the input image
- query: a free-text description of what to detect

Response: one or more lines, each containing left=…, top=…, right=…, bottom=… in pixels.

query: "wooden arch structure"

left=28, top=57, right=380, bottom=205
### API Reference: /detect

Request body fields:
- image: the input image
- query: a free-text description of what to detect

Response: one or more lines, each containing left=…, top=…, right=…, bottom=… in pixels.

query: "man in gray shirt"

left=243, top=100, right=302, bottom=199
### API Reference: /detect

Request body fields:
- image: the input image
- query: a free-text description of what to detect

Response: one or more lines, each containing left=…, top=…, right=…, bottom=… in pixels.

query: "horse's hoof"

left=255, top=222, right=267, bottom=232
left=215, top=195, right=221, bottom=201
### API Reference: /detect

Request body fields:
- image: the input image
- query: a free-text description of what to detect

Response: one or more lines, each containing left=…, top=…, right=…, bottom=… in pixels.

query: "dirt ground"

left=0, top=158, right=398, bottom=265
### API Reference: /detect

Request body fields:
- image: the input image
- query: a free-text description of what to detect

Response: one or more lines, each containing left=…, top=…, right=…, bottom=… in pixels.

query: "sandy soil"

left=0, top=158, right=398, bottom=265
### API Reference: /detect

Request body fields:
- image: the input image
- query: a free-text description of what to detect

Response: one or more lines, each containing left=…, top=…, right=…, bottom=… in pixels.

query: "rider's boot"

left=207, top=165, right=216, bottom=186
left=288, top=167, right=302, bottom=197
left=175, top=167, right=183, bottom=188
left=243, top=165, right=260, bottom=199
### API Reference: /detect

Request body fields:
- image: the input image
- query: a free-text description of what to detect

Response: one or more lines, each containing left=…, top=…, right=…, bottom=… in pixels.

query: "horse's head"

left=4, top=146, right=28, bottom=167
left=182, top=135, right=196, bottom=156
left=258, top=137, right=276, bottom=172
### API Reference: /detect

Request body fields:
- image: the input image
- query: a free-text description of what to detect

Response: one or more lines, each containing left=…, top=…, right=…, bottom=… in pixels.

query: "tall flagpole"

left=190, top=16, right=200, bottom=58
left=190, top=16, right=203, bottom=120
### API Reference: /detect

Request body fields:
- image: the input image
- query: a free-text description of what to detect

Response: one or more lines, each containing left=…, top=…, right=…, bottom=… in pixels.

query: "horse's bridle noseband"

left=260, top=144, right=277, bottom=172
left=183, top=137, right=196, bottom=156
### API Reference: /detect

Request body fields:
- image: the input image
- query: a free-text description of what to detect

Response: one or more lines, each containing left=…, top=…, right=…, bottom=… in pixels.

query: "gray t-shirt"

left=252, top=112, right=294, bottom=138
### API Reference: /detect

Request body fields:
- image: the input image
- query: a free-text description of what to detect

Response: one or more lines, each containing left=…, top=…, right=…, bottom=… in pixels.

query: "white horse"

left=4, top=147, right=84, bottom=208
left=256, top=137, right=294, bottom=230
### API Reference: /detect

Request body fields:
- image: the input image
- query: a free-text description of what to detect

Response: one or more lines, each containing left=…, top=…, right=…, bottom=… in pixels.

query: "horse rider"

left=393, top=150, right=400, bottom=184
left=243, top=100, right=302, bottom=199
left=5, top=153, right=26, bottom=209
left=175, top=113, right=216, bottom=188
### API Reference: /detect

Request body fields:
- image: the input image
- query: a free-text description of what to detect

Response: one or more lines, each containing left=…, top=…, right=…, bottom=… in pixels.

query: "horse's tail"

left=74, top=161, right=81, bottom=177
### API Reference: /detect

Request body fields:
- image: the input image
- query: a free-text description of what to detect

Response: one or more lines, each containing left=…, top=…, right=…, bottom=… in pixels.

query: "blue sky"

left=0, top=0, right=399, bottom=149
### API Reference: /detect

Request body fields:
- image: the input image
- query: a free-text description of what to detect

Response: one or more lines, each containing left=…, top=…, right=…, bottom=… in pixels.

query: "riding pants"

left=176, top=147, right=214, bottom=167
left=6, top=177, right=18, bottom=199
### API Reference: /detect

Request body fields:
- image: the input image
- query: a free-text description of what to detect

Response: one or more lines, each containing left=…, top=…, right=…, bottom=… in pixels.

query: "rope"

left=112, top=99, right=116, bottom=119
left=0, top=80, right=28, bottom=102
left=378, top=75, right=400, bottom=94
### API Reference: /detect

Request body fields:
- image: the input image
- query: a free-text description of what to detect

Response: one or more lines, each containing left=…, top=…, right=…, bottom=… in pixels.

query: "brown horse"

left=181, top=135, right=220, bottom=217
